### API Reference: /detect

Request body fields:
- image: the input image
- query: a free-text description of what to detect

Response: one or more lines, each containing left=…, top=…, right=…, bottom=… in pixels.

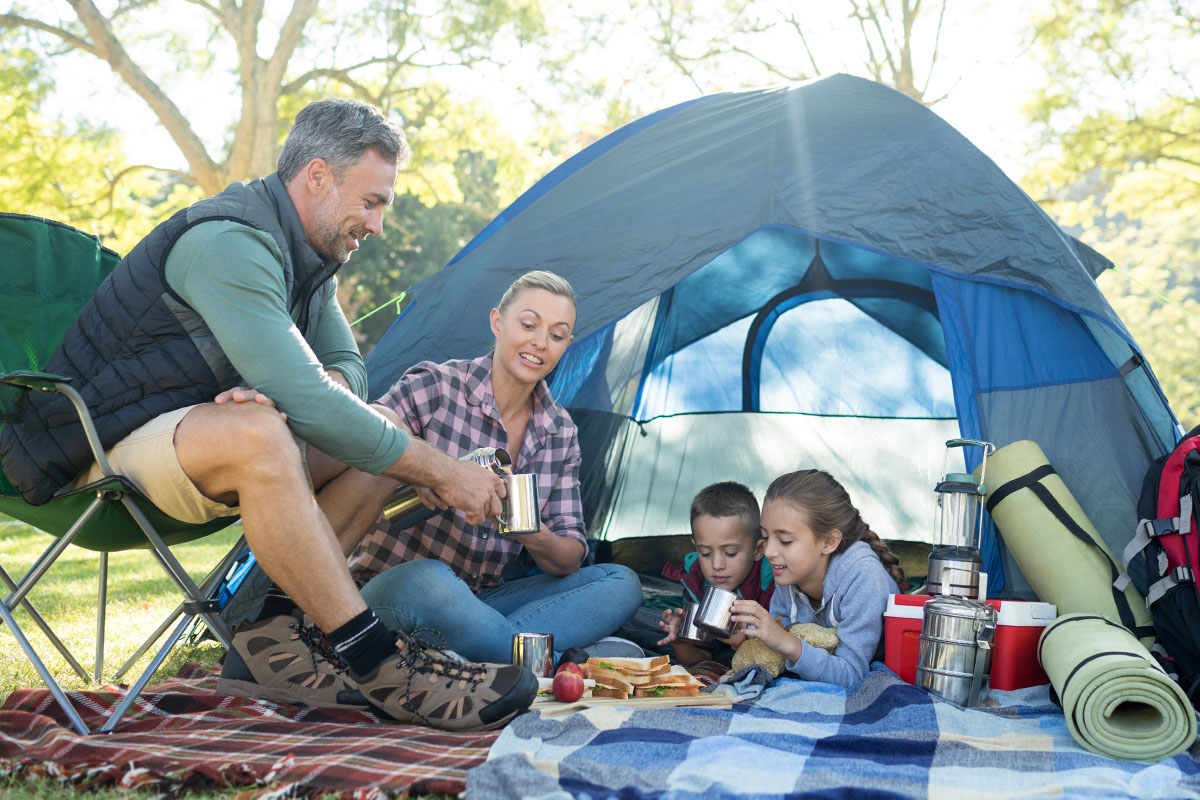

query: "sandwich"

left=590, top=674, right=634, bottom=699
left=586, top=654, right=671, bottom=687
left=632, top=665, right=704, bottom=698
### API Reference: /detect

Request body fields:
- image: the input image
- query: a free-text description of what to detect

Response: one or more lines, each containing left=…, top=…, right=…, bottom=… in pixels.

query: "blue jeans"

left=360, top=559, right=644, bottom=663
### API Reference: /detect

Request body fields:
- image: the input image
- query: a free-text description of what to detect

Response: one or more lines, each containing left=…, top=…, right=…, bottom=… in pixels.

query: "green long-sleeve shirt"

left=165, top=219, right=408, bottom=474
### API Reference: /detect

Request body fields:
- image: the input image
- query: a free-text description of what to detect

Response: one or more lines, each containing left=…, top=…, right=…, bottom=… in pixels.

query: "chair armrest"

left=1, top=371, right=73, bottom=393
left=0, top=371, right=114, bottom=477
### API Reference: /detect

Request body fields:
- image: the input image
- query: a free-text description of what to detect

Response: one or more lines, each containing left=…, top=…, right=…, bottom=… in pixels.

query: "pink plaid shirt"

left=349, top=355, right=585, bottom=592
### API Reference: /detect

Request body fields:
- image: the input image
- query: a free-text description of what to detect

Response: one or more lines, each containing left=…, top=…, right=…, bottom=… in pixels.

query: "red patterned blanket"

left=0, top=663, right=497, bottom=798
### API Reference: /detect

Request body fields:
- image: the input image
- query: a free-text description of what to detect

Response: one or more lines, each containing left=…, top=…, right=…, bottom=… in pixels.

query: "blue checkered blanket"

left=466, top=665, right=1200, bottom=799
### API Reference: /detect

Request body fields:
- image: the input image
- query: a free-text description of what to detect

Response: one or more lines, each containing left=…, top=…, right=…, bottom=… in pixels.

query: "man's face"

left=307, top=147, right=397, bottom=263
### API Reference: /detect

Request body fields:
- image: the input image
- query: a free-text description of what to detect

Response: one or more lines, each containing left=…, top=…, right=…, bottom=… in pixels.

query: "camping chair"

left=0, top=213, right=245, bottom=735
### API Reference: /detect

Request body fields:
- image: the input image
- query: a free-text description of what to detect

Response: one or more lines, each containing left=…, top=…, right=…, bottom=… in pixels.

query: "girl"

left=730, top=469, right=906, bottom=688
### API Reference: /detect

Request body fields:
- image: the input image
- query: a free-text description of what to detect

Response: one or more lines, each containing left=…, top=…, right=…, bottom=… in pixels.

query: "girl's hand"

left=730, top=599, right=793, bottom=654
left=657, top=607, right=682, bottom=646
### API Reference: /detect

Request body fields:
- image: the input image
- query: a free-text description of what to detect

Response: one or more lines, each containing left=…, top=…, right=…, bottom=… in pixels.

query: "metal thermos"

left=382, top=447, right=512, bottom=528
left=925, top=439, right=994, bottom=600
left=915, top=595, right=997, bottom=706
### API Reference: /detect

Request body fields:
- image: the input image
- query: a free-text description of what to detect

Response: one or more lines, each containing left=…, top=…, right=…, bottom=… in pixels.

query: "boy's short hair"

left=689, top=481, right=760, bottom=542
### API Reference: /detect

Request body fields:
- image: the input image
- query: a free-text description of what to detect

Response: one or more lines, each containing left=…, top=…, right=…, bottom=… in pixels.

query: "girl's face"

left=490, top=288, right=575, bottom=386
left=760, top=499, right=840, bottom=594
left=691, top=513, right=763, bottom=592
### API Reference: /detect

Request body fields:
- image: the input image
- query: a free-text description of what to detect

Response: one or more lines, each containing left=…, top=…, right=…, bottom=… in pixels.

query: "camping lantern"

left=925, top=439, right=995, bottom=600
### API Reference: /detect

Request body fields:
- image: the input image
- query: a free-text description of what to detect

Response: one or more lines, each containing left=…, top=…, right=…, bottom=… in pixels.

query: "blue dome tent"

left=366, top=74, right=1178, bottom=593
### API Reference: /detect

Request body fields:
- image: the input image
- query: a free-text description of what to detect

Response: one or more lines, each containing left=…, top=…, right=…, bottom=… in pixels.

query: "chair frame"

left=0, top=373, right=242, bottom=735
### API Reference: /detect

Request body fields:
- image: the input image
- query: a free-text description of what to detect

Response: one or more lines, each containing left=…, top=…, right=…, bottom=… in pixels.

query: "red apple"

left=555, top=661, right=584, bottom=678
left=552, top=670, right=585, bottom=703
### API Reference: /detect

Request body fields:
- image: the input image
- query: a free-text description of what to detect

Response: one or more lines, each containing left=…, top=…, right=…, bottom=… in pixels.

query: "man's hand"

left=430, top=457, right=505, bottom=526
left=214, top=386, right=286, bottom=420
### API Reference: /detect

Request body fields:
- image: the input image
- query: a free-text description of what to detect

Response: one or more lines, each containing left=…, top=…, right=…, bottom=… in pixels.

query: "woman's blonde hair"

left=765, top=469, right=907, bottom=590
left=496, top=270, right=577, bottom=315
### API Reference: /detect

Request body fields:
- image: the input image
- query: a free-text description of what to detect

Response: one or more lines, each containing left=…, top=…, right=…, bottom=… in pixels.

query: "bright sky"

left=41, top=0, right=1045, bottom=186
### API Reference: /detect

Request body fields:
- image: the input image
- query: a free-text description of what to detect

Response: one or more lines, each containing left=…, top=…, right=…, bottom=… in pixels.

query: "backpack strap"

left=1147, top=566, right=1195, bottom=606
left=1123, top=493, right=1193, bottom=578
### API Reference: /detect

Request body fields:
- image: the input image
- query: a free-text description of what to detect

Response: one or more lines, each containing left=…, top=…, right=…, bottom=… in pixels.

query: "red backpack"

left=1124, top=425, right=1200, bottom=705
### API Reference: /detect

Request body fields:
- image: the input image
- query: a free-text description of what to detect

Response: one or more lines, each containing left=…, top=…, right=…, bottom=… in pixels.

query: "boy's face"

left=691, top=513, right=764, bottom=592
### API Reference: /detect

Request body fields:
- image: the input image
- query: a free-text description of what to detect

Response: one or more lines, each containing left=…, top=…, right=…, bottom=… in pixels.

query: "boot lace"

left=398, top=626, right=489, bottom=690
left=294, top=620, right=351, bottom=674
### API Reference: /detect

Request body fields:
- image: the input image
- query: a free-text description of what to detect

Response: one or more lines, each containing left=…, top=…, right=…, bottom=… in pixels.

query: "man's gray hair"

left=277, top=98, right=411, bottom=183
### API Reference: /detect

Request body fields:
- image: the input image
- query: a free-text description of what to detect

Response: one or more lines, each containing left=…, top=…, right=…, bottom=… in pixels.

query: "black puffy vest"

left=0, top=173, right=338, bottom=505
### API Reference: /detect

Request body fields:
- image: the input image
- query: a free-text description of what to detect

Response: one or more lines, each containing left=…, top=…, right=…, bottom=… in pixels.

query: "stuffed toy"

left=729, top=621, right=839, bottom=678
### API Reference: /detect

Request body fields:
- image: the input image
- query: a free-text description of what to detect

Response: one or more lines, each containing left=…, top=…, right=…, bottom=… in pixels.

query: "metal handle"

left=967, top=612, right=996, bottom=706
left=945, top=438, right=994, bottom=452
left=941, top=439, right=996, bottom=549
left=943, top=438, right=995, bottom=485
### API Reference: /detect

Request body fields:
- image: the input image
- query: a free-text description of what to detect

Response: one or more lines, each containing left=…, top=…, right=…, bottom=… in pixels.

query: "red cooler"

left=884, top=594, right=1056, bottom=690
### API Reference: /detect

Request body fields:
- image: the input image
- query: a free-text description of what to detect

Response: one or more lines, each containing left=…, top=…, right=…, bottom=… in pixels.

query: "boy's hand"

left=657, top=607, right=682, bottom=646
left=731, top=599, right=797, bottom=659
left=716, top=625, right=748, bottom=648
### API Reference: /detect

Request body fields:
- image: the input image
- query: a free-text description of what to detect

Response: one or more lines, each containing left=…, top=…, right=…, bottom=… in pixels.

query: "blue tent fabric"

left=366, top=74, right=1178, bottom=594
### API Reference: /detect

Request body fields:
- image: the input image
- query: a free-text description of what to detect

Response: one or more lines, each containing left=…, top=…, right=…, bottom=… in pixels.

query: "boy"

left=658, top=481, right=775, bottom=665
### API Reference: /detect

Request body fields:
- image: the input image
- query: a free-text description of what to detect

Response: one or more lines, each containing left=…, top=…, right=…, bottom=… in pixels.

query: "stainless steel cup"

left=497, top=473, right=540, bottom=535
left=694, top=585, right=738, bottom=638
left=512, top=632, right=554, bottom=677
left=676, top=601, right=713, bottom=645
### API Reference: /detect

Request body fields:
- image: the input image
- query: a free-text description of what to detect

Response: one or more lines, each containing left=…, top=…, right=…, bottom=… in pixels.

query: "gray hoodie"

left=767, top=540, right=899, bottom=688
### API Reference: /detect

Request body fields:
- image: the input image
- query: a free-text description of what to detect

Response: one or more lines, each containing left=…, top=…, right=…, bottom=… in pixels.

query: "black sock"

left=255, top=584, right=299, bottom=621
left=326, top=609, right=397, bottom=678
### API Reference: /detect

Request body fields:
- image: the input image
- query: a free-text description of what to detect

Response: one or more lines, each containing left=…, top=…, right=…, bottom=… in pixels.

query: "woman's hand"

left=730, top=599, right=803, bottom=663
left=657, top=608, right=682, bottom=646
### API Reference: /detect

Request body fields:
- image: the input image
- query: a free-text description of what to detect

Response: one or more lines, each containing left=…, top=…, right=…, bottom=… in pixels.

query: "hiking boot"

left=217, top=612, right=367, bottom=709
left=353, top=630, right=537, bottom=731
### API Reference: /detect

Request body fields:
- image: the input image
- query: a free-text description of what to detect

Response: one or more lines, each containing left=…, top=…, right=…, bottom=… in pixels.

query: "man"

left=0, top=99, right=537, bottom=731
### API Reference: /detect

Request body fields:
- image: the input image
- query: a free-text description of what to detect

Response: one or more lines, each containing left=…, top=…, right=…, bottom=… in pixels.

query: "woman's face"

left=490, top=288, right=576, bottom=386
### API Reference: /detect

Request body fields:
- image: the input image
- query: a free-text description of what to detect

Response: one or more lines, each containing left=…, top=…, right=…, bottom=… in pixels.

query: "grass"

left=0, top=519, right=237, bottom=698
left=0, top=518, right=457, bottom=799
left=0, top=519, right=243, bottom=797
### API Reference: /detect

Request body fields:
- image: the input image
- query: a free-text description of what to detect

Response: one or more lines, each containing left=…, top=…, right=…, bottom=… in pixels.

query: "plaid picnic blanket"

left=466, top=664, right=1200, bottom=800
left=0, top=663, right=497, bottom=798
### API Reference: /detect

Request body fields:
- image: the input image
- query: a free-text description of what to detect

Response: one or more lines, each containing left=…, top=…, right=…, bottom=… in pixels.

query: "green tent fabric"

left=1038, top=613, right=1196, bottom=761
left=982, top=440, right=1154, bottom=645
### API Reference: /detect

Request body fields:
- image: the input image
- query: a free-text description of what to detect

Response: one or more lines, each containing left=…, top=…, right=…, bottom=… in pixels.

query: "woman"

left=350, top=270, right=643, bottom=664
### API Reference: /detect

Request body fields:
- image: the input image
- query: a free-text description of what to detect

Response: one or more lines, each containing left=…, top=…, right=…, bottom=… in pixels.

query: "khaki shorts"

left=69, top=404, right=243, bottom=524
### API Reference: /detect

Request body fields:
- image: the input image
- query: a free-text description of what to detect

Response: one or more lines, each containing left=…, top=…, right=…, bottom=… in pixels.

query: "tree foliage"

left=1024, top=0, right=1200, bottom=427
left=0, top=1, right=558, bottom=361
left=593, top=0, right=955, bottom=105
left=0, top=0, right=548, bottom=196
left=0, top=38, right=201, bottom=252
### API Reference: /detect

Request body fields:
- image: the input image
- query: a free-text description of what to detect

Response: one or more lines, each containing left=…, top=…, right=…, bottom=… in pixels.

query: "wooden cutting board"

left=531, top=694, right=733, bottom=716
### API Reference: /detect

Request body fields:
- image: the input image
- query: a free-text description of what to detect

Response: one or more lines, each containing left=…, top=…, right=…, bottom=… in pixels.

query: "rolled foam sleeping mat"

left=1038, top=613, right=1196, bottom=760
left=982, top=440, right=1154, bottom=645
